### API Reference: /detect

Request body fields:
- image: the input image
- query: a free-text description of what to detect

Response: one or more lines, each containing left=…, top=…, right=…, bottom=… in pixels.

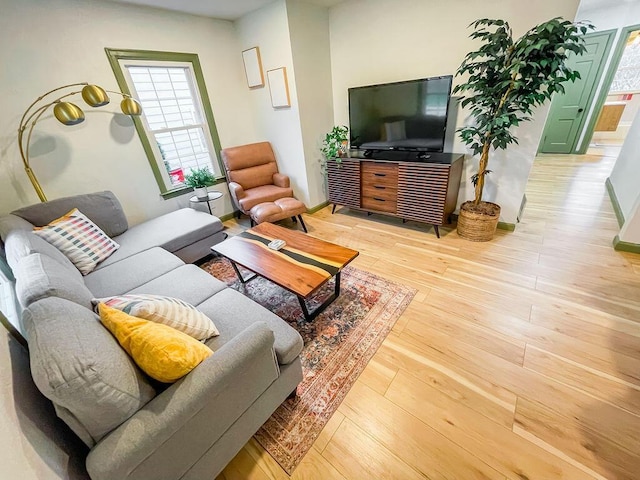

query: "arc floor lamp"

left=17, top=82, right=142, bottom=202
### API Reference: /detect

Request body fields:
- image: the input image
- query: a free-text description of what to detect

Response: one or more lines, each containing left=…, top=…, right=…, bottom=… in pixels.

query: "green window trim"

left=104, top=48, right=226, bottom=197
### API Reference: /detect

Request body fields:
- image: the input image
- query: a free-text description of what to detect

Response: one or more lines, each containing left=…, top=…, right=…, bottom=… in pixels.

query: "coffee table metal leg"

left=229, top=260, right=257, bottom=284
left=297, top=272, right=341, bottom=321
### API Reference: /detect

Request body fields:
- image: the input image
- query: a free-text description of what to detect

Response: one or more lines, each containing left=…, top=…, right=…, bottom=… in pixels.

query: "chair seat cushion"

left=250, top=198, right=306, bottom=224
left=238, top=185, right=293, bottom=213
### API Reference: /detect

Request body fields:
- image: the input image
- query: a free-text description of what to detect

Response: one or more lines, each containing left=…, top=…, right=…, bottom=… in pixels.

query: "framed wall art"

left=242, top=47, right=264, bottom=88
left=267, top=67, right=291, bottom=108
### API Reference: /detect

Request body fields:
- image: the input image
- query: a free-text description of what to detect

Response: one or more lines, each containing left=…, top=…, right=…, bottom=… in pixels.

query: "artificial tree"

left=454, top=17, right=592, bottom=240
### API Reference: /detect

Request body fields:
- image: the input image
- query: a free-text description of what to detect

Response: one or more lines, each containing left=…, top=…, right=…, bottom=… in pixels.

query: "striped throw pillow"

left=33, top=208, right=119, bottom=275
left=93, top=294, right=219, bottom=341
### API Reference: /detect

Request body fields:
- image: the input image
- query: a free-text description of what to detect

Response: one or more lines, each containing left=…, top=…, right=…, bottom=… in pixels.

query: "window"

left=105, top=50, right=225, bottom=198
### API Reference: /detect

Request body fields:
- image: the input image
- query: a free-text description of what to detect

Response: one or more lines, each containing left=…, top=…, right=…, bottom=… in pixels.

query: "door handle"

left=578, top=108, right=584, bottom=113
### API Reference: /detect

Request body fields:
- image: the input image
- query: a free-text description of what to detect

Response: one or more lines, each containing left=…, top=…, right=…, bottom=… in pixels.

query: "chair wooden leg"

left=291, top=216, right=297, bottom=223
left=235, top=210, right=242, bottom=219
left=297, top=215, right=308, bottom=233
left=250, top=218, right=255, bottom=227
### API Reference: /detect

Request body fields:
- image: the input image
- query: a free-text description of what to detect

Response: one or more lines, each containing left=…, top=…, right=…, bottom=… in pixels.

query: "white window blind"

left=125, top=64, right=221, bottom=188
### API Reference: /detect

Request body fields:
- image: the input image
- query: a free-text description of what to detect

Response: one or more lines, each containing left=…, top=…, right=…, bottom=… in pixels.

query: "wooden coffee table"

left=211, top=223, right=359, bottom=320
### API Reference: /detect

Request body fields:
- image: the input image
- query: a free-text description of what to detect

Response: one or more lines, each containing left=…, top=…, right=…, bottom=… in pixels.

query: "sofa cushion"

left=84, top=247, right=184, bottom=298
left=33, top=209, right=120, bottom=275
left=199, top=288, right=303, bottom=365
left=0, top=214, right=34, bottom=243
left=127, top=264, right=227, bottom=308
left=15, top=253, right=93, bottom=309
left=94, top=294, right=219, bottom=341
left=11, top=191, right=128, bottom=237
left=97, top=209, right=223, bottom=269
left=4, top=227, right=81, bottom=277
left=99, top=304, right=213, bottom=383
left=23, top=297, right=156, bottom=447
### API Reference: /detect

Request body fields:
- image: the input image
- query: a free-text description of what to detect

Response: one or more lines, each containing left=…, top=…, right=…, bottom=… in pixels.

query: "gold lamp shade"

left=82, top=84, right=110, bottom=107
left=53, top=102, right=85, bottom=125
left=121, top=97, right=142, bottom=116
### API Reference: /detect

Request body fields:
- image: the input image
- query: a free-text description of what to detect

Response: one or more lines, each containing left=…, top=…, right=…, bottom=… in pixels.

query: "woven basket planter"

left=457, top=201, right=501, bottom=242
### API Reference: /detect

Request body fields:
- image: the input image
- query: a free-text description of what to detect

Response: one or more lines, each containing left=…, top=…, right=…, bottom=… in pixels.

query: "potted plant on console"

left=453, top=17, right=592, bottom=241
left=185, top=166, right=215, bottom=200
left=321, top=125, right=349, bottom=165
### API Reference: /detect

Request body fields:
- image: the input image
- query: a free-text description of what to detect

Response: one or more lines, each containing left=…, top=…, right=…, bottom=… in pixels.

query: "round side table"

left=189, top=191, right=223, bottom=215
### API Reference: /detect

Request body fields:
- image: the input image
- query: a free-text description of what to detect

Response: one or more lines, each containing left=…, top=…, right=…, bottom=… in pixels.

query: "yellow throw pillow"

left=98, top=303, right=212, bottom=383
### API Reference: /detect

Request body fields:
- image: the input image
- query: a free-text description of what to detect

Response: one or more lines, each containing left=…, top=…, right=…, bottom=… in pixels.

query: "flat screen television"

left=348, top=75, right=453, bottom=152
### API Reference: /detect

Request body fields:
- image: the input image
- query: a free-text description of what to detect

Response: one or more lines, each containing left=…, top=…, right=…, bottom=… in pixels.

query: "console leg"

left=331, top=204, right=337, bottom=214
left=434, top=225, right=440, bottom=238
left=297, top=215, right=308, bottom=233
left=402, top=219, right=407, bottom=224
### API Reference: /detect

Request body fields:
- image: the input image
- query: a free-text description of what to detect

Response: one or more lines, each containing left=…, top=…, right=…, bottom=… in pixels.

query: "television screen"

left=348, top=75, right=453, bottom=152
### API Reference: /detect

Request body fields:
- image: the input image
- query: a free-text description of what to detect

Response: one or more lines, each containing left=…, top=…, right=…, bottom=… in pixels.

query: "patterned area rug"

left=201, top=257, right=416, bottom=474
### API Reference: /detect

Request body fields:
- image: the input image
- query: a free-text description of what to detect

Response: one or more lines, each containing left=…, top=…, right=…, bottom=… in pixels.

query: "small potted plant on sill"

left=321, top=125, right=349, bottom=166
left=453, top=17, right=592, bottom=241
left=184, top=166, right=215, bottom=200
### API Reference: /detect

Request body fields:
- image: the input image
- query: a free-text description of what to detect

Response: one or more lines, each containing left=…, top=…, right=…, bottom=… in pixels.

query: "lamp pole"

left=17, top=83, right=142, bottom=202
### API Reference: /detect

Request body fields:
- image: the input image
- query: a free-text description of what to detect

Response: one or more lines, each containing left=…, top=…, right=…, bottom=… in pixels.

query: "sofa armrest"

left=227, top=181, right=246, bottom=212
left=272, top=173, right=290, bottom=188
left=86, top=322, right=280, bottom=480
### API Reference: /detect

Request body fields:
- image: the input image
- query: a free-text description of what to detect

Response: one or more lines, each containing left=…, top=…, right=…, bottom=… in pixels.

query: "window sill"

left=160, top=176, right=227, bottom=200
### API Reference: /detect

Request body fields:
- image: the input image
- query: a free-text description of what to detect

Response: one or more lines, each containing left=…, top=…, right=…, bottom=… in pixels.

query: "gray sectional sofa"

left=0, top=191, right=304, bottom=480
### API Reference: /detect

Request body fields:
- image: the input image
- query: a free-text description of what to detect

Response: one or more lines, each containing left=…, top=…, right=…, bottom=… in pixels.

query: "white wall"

left=609, top=106, right=640, bottom=242
left=328, top=0, right=581, bottom=224
left=287, top=0, right=334, bottom=209
left=576, top=0, right=640, bottom=31
left=576, top=0, right=640, bottom=245
left=0, top=0, right=257, bottom=224
left=234, top=0, right=313, bottom=206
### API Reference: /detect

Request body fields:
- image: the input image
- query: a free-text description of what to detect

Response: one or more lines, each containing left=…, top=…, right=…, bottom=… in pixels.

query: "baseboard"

left=218, top=212, right=236, bottom=222
left=307, top=201, right=330, bottom=214
left=606, top=177, right=625, bottom=228
left=497, top=222, right=516, bottom=232
left=613, top=235, right=640, bottom=253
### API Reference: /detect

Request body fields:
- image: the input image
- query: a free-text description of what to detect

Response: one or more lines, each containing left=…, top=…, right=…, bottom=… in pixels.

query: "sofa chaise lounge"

left=0, top=191, right=304, bottom=480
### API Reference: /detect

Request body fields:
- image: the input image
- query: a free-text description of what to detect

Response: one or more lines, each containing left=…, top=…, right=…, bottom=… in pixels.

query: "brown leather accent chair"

left=221, top=142, right=294, bottom=216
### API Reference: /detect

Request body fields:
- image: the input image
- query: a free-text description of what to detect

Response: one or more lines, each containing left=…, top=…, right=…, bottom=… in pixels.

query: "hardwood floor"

left=218, top=149, right=640, bottom=480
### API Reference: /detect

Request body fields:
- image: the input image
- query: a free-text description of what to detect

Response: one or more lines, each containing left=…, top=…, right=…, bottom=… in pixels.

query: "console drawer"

left=362, top=195, right=397, bottom=213
left=361, top=184, right=397, bottom=201
left=361, top=161, right=398, bottom=186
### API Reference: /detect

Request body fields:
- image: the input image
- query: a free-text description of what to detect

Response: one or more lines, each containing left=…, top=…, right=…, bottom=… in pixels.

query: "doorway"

left=587, top=27, right=640, bottom=152
left=539, top=30, right=615, bottom=154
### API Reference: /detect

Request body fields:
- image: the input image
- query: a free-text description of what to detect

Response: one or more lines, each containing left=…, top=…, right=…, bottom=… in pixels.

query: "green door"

left=540, top=30, right=615, bottom=154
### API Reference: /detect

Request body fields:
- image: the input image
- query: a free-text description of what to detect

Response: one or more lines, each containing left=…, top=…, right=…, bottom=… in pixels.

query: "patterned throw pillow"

left=98, top=303, right=213, bottom=383
left=33, top=208, right=119, bottom=275
left=93, top=294, right=219, bottom=341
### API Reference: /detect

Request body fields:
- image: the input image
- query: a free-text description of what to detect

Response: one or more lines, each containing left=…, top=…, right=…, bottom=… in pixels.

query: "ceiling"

left=103, top=0, right=345, bottom=20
